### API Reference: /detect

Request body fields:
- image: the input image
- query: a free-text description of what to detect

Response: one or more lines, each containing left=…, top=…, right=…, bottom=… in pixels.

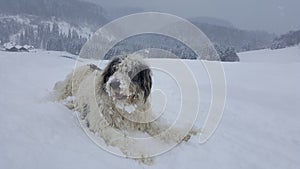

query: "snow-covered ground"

left=239, top=45, right=300, bottom=63
left=0, top=47, right=299, bottom=169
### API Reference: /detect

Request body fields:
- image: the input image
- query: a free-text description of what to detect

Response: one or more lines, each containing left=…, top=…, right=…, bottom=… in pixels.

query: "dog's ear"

left=132, top=67, right=152, bottom=102
left=101, top=57, right=121, bottom=87
left=142, top=68, right=152, bottom=102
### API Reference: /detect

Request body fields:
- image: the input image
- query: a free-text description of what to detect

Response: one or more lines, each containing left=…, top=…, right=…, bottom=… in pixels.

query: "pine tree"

left=20, top=31, right=25, bottom=45
left=52, top=23, right=59, bottom=37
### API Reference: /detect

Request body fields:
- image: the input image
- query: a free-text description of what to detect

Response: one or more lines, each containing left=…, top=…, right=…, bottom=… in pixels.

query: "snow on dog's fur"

left=53, top=54, right=195, bottom=160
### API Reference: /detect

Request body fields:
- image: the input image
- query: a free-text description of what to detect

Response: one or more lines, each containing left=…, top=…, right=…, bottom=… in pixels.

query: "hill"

left=0, top=0, right=107, bottom=26
left=191, top=21, right=275, bottom=52
left=189, top=16, right=235, bottom=28
left=0, top=0, right=275, bottom=59
left=271, top=30, right=300, bottom=49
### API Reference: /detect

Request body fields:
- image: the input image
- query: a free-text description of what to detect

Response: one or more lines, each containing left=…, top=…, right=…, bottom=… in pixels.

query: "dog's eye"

left=128, top=71, right=133, bottom=78
left=132, top=74, right=140, bottom=83
left=112, top=64, right=118, bottom=71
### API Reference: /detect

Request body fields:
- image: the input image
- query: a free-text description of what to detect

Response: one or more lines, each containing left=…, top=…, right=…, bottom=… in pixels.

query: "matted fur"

left=53, top=55, right=195, bottom=159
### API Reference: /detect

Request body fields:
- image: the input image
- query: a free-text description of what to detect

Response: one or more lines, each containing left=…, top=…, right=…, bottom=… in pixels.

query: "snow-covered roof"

left=15, top=45, right=22, bottom=50
left=3, top=42, right=16, bottom=49
left=3, top=42, right=32, bottom=50
left=23, top=45, right=34, bottom=49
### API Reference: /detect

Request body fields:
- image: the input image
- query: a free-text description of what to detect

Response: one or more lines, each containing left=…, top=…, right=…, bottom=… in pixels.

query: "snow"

left=0, top=47, right=300, bottom=169
left=0, top=14, right=93, bottom=40
left=0, top=14, right=31, bottom=25
left=3, top=42, right=16, bottom=49
left=41, top=20, right=93, bottom=38
left=238, top=45, right=300, bottom=63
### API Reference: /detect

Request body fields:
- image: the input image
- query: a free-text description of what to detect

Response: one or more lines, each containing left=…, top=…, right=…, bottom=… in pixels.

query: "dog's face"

left=101, top=55, right=152, bottom=108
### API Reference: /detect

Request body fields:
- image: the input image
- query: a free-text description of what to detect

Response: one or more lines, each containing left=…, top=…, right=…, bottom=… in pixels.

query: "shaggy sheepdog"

left=53, top=54, right=194, bottom=158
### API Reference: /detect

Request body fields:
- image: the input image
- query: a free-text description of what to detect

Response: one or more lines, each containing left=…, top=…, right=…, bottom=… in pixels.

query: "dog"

left=53, top=54, right=195, bottom=158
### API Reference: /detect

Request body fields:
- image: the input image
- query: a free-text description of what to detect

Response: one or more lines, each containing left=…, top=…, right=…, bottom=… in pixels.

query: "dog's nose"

left=110, top=80, right=120, bottom=90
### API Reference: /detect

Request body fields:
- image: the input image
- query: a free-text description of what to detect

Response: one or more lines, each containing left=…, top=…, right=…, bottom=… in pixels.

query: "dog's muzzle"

left=110, top=79, right=120, bottom=90
left=108, top=79, right=130, bottom=100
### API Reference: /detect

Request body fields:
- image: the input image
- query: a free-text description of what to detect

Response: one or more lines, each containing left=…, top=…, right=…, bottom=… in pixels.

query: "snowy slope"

left=238, top=45, right=300, bottom=63
left=0, top=14, right=93, bottom=40
left=0, top=48, right=299, bottom=169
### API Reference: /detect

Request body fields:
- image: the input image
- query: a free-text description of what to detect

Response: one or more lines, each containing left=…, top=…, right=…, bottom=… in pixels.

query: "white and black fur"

left=53, top=54, right=194, bottom=156
left=54, top=55, right=160, bottom=134
left=102, top=56, right=152, bottom=104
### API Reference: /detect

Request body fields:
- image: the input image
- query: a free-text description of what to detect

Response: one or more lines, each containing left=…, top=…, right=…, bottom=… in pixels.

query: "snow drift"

left=0, top=47, right=299, bottom=169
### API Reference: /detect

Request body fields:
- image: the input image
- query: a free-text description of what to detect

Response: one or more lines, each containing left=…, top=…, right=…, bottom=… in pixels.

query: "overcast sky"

left=89, top=0, right=300, bottom=34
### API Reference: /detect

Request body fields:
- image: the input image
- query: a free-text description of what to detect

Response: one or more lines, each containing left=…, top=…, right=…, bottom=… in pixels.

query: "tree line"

left=17, top=23, right=87, bottom=55
left=271, top=30, right=300, bottom=49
